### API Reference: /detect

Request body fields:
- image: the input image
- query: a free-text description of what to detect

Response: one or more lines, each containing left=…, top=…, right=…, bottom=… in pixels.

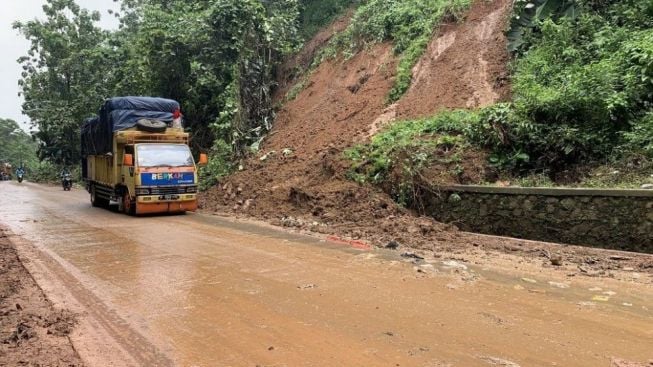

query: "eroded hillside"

left=200, top=0, right=653, bottom=272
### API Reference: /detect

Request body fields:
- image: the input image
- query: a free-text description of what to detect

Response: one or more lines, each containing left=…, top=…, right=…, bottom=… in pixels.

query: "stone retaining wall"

left=422, top=186, right=653, bottom=253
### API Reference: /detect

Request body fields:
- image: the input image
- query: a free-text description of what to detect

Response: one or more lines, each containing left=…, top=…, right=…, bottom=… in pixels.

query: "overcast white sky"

left=1, top=1, right=121, bottom=131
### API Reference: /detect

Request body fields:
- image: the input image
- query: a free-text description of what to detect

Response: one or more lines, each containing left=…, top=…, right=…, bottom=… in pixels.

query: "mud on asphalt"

left=0, top=226, right=83, bottom=366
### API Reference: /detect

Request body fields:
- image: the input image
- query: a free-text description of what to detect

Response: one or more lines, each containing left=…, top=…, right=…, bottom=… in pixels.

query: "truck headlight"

left=186, top=187, right=198, bottom=193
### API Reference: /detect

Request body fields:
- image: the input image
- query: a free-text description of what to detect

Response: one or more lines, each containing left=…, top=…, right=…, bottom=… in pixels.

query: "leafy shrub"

left=347, top=110, right=476, bottom=183
left=199, top=139, right=235, bottom=191
left=29, top=160, right=66, bottom=183
left=623, top=113, right=653, bottom=157
left=506, top=12, right=653, bottom=167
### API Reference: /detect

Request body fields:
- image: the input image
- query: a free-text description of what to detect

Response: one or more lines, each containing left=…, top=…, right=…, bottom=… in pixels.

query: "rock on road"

left=0, top=181, right=652, bottom=366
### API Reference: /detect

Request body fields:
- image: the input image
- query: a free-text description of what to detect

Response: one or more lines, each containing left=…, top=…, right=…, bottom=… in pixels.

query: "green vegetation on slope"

left=350, top=0, right=653, bottom=195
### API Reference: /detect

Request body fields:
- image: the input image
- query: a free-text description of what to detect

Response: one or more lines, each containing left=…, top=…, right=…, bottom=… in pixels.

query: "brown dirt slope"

left=397, top=0, right=511, bottom=118
left=0, top=227, right=83, bottom=366
left=275, top=10, right=353, bottom=99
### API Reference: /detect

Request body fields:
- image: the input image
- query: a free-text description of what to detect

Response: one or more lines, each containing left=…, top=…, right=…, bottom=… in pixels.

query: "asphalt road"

left=1, top=181, right=652, bottom=366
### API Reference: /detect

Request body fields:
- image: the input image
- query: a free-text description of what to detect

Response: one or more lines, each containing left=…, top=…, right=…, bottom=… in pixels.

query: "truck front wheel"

left=121, top=193, right=135, bottom=215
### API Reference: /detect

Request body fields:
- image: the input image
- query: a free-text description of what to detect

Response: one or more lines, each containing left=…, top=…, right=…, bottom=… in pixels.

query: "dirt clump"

left=0, top=227, right=83, bottom=366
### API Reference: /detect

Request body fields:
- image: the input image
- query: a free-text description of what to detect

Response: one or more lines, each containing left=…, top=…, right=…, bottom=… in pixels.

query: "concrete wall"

left=422, top=185, right=653, bottom=253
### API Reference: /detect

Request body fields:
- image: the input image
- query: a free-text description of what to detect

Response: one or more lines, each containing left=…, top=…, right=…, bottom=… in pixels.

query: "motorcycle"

left=16, top=172, right=24, bottom=183
left=62, top=174, right=73, bottom=191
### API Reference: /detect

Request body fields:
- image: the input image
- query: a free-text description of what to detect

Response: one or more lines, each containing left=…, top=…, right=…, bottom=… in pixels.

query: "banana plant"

left=507, top=0, right=578, bottom=52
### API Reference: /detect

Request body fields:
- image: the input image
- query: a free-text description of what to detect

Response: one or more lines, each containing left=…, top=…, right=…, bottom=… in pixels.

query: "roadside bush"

left=199, top=139, right=235, bottom=191
left=506, top=14, right=653, bottom=168
left=623, top=113, right=653, bottom=157
left=25, top=160, right=76, bottom=183
left=346, top=110, right=477, bottom=184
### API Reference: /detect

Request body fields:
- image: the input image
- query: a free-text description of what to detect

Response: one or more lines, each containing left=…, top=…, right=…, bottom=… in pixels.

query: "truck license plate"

left=160, top=194, right=180, bottom=201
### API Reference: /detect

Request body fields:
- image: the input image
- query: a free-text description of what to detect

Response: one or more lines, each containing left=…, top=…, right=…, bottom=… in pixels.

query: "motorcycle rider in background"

left=15, top=166, right=25, bottom=183
left=61, top=167, right=73, bottom=191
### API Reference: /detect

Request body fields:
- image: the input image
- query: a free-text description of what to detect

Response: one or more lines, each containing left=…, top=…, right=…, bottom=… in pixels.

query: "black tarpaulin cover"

left=81, top=97, right=180, bottom=156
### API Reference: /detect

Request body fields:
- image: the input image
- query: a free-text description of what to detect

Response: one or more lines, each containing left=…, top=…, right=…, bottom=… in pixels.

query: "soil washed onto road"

left=0, top=224, right=83, bottom=366
left=1, top=181, right=652, bottom=366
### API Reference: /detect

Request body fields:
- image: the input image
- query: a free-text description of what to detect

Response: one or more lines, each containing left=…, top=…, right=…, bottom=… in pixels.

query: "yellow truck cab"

left=81, top=97, right=206, bottom=215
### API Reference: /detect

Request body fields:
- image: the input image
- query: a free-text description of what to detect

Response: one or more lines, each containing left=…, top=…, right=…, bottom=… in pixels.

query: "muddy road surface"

left=0, top=181, right=652, bottom=366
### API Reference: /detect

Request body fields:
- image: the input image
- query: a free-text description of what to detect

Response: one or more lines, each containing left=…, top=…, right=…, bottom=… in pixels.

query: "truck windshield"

left=136, top=144, right=194, bottom=167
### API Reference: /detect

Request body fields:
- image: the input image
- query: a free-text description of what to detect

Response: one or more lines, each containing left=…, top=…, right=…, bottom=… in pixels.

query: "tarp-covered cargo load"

left=81, top=96, right=181, bottom=156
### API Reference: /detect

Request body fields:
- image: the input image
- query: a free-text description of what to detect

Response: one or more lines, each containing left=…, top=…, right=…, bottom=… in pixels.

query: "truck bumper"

left=135, top=201, right=198, bottom=215
left=135, top=195, right=198, bottom=214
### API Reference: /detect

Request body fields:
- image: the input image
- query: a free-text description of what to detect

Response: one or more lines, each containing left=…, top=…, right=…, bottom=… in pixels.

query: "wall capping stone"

left=439, top=185, right=653, bottom=198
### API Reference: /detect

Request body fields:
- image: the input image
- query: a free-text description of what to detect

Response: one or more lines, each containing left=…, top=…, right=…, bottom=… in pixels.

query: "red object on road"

left=326, top=235, right=372, bottom=250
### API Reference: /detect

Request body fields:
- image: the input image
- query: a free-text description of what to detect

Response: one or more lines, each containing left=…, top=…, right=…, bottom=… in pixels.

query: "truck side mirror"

left=198, top=153, right=208, bottom=166
left=123, top=154, right=134, bottom=167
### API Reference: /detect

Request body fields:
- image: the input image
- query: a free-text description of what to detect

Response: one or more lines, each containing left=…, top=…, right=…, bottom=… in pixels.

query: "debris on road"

left=611, top=358, right=653, bottom=367
left=442, top=260, right=468, bottom=270
left=480, top=356, right=521, bottom=366
left=548, top=281, right=570, bottom=289
left=0, top=227, right=83, bottom=366
left=297, top=283, right=318, bottom=290
left=549, top=254, right=563, bottom=266
left=592, top=295, right=611, bottom=302
left=385, top=240, right=400, bottom=250
left=401, top=252, right=425, bottom=260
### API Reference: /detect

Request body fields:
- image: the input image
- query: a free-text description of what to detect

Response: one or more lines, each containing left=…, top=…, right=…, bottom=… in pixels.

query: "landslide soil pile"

left=202, top=0, right=510, bottom=229
left=0, top=227, right=83, bottom=366
left=201, top=0, right=653, bottom=272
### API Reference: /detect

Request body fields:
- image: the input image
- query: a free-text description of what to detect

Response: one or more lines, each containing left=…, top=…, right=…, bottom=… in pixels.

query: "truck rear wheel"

left=90, top=185, right=109, bottom=208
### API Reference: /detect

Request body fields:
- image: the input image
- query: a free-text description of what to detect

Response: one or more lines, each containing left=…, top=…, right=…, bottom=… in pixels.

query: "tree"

left=113, top=0, right=300, bottom=154
left=15, top=0, right=113, bottom=165
left=15, top=0, right=301, bottom=169
left=0, top=119, right=38, bottom=169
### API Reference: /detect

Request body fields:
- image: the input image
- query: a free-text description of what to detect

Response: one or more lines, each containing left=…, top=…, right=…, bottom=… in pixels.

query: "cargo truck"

left=1, top=163, right=12, bottom=181
left=81, top=97, right=207, bottom=215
